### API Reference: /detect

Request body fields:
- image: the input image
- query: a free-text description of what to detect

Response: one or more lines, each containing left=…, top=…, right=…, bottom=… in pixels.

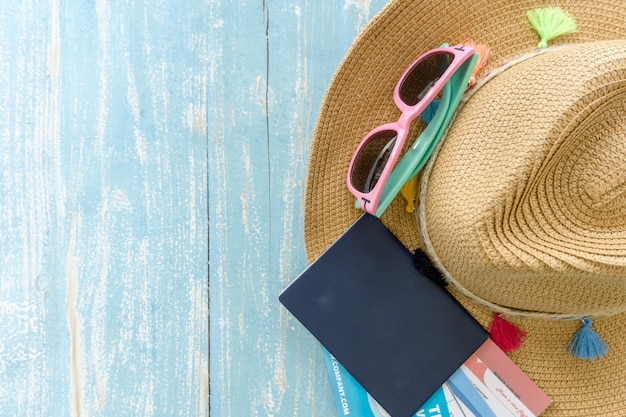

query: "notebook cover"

left=279, top=214, right=488, bottom=417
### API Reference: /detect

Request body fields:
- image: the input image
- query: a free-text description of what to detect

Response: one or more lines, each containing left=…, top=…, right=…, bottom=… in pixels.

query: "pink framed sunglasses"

left=347, top=44, right=475, bottom=214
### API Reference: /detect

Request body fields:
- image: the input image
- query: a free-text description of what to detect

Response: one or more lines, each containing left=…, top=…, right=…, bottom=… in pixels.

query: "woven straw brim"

left=304, top=0, right=626, bottom=415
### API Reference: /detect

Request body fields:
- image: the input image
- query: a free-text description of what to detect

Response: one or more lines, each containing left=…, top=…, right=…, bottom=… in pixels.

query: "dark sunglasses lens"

left=399, top=52, right=453, bottom=106
left=350, top=130, right=398, bottom=193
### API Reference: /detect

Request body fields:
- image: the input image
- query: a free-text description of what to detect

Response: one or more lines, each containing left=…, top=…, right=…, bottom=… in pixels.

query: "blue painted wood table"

left=210, top=0, right=387, bottom=416
left=0, top=1, right=209, bottom=415
left=0, top=0, right=387, bottom=416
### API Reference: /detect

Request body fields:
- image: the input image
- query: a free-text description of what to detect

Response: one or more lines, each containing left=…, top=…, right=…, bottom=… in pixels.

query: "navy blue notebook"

left=279, top=214, right=488, bottom=417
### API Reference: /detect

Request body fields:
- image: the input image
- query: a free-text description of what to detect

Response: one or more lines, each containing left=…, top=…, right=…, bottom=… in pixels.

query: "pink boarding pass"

left=462, top=339, right=552, bottom=416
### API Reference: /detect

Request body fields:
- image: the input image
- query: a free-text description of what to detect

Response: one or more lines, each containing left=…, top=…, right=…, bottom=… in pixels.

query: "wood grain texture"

left=209, top=0, right=387, bottom=415
left=1, top=1, right=208, bottom=416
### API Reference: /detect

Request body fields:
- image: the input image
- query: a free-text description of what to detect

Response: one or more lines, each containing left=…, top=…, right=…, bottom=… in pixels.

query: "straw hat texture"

left=304, top=1, right=626, bottom=415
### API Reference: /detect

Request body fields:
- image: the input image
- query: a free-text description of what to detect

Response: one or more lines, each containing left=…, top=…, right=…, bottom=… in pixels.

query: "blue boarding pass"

left=322, top=347, right=454, bottom=417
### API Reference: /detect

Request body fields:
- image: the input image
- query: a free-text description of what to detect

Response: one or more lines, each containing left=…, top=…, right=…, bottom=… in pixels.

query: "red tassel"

left=489, top=313, right=527, bottom=353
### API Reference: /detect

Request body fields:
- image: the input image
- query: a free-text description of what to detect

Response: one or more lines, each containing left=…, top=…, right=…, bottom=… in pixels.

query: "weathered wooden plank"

left=0, top=2, right=69, bottom=415
left=209, top=1, right=387, bottom=415
left=1, top=1, right=208, bottom=416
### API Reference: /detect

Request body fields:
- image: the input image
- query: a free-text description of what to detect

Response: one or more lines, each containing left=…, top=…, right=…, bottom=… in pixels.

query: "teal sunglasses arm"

left=372, top=78, right=451, bottom=216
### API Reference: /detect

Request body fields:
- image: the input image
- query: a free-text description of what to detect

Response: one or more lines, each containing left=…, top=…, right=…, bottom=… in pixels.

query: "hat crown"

left=420, top=40, right=626, bottom=317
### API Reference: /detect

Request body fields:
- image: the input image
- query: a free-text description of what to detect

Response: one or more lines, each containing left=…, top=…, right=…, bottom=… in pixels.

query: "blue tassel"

left=419, top=99, right=440, bottom=124
left=566, top=317, right=608, bottom=360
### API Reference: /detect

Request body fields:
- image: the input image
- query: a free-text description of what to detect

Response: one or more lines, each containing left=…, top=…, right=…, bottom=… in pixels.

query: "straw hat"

left=304, top=1, right=626, bottom=415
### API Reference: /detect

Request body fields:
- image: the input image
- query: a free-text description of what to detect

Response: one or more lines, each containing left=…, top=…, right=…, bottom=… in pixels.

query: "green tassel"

left=527, top=7, right=577, bottom=49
